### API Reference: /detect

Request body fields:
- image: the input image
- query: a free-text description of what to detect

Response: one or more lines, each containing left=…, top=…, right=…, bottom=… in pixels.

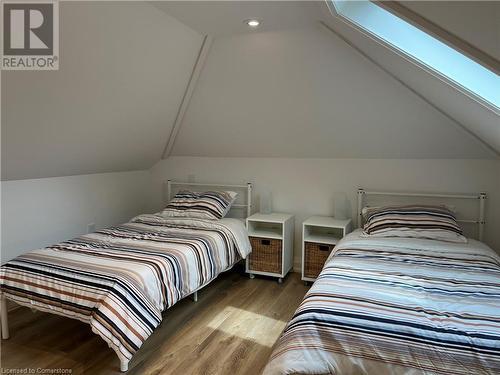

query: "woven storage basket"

left=304, top=242, right=335, bottom=279
left=248, top=237, right=282, bottom=274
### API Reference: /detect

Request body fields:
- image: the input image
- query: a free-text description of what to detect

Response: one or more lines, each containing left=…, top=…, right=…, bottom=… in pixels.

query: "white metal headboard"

left=357, top=188, right=487, bottom=241
left=166, top=180, right=253, bottom=218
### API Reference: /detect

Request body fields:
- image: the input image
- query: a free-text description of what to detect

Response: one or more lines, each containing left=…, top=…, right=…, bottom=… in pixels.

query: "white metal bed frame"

left=356, top=188, right=487, bottom=241
left=0, top=180, right=253, bottom=372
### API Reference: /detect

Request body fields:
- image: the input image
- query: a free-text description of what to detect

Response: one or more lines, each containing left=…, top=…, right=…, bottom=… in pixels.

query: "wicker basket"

left=248, top=237, right=282, bottom=274
left=304, top=242, right=335, bottom=279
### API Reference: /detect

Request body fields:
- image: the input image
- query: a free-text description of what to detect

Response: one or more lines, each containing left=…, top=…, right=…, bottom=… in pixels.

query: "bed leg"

left=120, top=359, right=129, bottom=372
left=192, top=291, right=198, bottom=302
left=1, top=296, right=9, bottom=340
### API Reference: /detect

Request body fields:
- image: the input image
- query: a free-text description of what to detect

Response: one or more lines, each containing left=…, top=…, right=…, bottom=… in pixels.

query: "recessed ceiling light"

left=245, top=19, right=260, bottom=28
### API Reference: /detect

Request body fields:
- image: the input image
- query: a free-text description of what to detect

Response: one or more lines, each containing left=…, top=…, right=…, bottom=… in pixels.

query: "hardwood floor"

left=0, top=266, right=309, bottom=374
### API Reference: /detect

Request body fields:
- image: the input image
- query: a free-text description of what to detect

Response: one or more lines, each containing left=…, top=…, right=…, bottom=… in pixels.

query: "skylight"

left=329, top=0, right=500, bottom=109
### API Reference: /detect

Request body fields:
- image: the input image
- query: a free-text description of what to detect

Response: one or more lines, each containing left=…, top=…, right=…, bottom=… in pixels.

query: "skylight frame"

left=327, top=0, right=500, bottom=112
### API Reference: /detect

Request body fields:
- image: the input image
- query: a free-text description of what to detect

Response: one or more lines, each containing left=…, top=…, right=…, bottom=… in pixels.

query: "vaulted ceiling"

left=2, top=1, right=498, bottom=181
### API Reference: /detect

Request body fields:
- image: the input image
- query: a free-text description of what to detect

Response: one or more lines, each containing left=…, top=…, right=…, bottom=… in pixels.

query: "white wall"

left=3, top=157, right=497, bottom=267
left=150, top=157, right=500, bottom=268
left=1, top=170, right=150, bottom=263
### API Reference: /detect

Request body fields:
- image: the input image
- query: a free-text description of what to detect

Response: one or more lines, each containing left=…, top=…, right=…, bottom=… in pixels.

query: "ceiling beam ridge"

left=161, top=34, right=213, bottom=159
left=373, top=1, right=500, bottom=75
left=319, top=21, right=500, bottom=158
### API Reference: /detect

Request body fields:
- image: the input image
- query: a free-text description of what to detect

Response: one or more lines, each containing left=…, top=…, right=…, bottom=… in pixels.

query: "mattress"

left=0, top=214, right=251, bottom=365
left=264, top=229, right=500, bottom=375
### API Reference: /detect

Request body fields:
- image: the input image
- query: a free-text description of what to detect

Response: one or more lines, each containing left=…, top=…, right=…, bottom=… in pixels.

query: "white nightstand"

left=302, top=216, right=352, bottom=283
left=246, top=213, right=294, bottom=283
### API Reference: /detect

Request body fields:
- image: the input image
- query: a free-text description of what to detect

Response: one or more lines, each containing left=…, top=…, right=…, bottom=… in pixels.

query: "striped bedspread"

left=0, top=214, right=250, bottom=365
left=264, top=230, right=500, bottom=375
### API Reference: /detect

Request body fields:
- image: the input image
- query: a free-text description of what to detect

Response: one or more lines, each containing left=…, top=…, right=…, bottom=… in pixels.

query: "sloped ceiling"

left=323, top=17, right=500, bottom=155
left=170, top=23, right=494, bottom=159
left=164, top=1, right=500, bottom=158
left=320, top=1, right=499, bottom=155
left=2, top=1, right=498, bottom=181
left=1, top=1, right=203, bottom=180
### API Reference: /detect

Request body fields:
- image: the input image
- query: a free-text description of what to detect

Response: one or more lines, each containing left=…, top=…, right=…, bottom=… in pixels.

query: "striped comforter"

left=0, top=214, right=251, bottom=366
left=264, top=230, right=500, bottom=375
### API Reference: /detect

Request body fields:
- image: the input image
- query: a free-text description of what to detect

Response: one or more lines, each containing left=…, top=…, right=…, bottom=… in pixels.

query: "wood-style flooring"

left=0, top=266, right=308, bottom=374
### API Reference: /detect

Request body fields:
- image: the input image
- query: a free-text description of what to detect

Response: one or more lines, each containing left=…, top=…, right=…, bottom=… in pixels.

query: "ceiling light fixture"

left=245, top=19, right=260, bottom=28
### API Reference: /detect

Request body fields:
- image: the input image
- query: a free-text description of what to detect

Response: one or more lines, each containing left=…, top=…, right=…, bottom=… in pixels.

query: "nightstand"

left=246, top=213, right=294, bottom=283
left=302, top=216, right=352, bottom=283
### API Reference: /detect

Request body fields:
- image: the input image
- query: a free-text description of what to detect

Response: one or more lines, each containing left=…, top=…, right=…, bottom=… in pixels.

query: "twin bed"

left=0, top=181, right=253, bottom=372
left=264, top=189, right=500, bottom=374
left=264, top=231, right=499, bottom=374
left=1, top=185, right=499, bottom=374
